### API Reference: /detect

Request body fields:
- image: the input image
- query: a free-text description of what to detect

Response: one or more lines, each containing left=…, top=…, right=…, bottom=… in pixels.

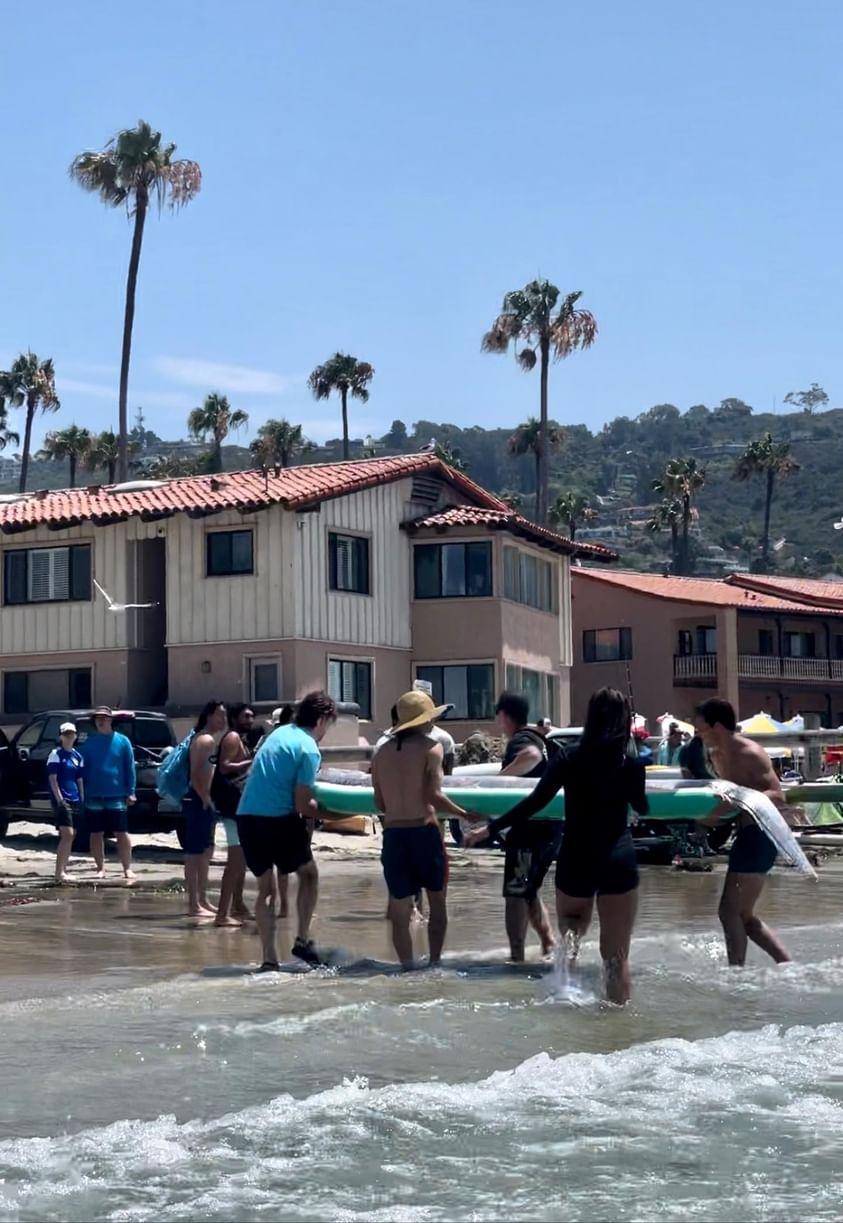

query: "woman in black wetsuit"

left=471, top=687, right=648, bottom=1004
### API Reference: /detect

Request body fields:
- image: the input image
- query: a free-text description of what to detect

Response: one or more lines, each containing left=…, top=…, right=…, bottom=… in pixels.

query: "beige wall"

left=0, top=646, right=157, bottom=723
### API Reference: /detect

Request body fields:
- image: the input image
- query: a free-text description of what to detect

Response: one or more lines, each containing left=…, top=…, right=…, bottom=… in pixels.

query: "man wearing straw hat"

left=371, top=689, right=469, bottom=968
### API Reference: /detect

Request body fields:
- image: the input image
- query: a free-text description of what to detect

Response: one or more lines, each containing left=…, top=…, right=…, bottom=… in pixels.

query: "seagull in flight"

left=94, top=579, right=159, bottom=612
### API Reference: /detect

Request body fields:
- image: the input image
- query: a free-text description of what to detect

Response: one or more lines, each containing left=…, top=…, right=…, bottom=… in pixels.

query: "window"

left=759, top=629, right=775, bottom=657
left=248, top=657, right=281, bottom=704
left=582, top=628, right=633, bottom=663
left=328, top=659, right=372, bottom=719
left=677, top=630, right=692, bottom=656
left=835, top=635, right=843, bottom=661
left=413, top=543, right=492, bottom=599
left=505, top=664, right=560, bottom=724
left=415, top=664, right=494, bottom=720
left=696, top=626, right=717, bottom=655
left=3, top=668, right=92, bottom=715
left=503, top=546, right=557, bottom=612
left=206, top=530, right=253, bottom=577
left=783, top=631, right=816, bottom=659
left=328, top=533, right=370, bottom=595
left=4, top=545, right=91, bottom=605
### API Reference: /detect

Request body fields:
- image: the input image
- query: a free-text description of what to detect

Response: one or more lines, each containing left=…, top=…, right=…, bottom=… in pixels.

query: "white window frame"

left=247, top=655, right=282, bottom=705
left=327, top=655, right=374, bottom=721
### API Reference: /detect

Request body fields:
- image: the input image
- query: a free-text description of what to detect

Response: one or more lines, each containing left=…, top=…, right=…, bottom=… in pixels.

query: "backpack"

left=156, top=731, right=195, bottom=803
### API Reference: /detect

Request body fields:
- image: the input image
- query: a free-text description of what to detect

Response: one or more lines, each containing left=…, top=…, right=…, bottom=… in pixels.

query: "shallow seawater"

left=0, top=855, right=842, bottom=1221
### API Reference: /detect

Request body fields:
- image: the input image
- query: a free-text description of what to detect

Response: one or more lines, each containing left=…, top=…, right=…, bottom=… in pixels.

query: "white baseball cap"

left=59, top=722, right=77, bottom=735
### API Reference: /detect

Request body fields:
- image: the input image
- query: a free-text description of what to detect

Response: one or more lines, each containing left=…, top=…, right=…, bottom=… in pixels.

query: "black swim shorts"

left=181, top=788, right=216, bottom=855
left=382, top=824, right=447, bottom=899
left=502, top=821, right=562, bottom=902
left=237, top=814, right=313, bottom=878
left=555, top=830, right=639, bottom=898
left=86, top=799, right=129, bottom=835
left=728, top=823, right=777, bottom=875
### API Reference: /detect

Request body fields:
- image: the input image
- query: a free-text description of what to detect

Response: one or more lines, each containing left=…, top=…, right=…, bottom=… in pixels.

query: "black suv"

left=0, top=710, right=187, bottom=846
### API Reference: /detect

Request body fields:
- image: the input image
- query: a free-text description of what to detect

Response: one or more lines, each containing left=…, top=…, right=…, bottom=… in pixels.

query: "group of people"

left=46, top=685, right=794, bottom=1003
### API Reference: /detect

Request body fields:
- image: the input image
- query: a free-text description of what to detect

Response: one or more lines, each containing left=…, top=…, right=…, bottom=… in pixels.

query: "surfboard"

left=708, top=780, right=817, bottom=878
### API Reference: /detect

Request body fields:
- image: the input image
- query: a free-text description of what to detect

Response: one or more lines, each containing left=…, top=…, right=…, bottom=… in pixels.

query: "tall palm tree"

left=652, top=457, right=706, bottom=575
left=508, top=417, right=564, bottom=518
left=646, top=497, right=682, bottom=569
left=0, top=352, right=60, bottom=491
left=187, top=393, right=249, bottom=473
left=483, top=280, right=597, bottom=523
left=549, top=491, right=597, bottom=541
left=249, top=419, right=309, bottom=470
left=733, top=433, right=800, bottom=568
left=69, top=120, right=202, bottom=481
left=39, top=425, right=92, bottom=489
left=307, top=353, right=374, bottom=461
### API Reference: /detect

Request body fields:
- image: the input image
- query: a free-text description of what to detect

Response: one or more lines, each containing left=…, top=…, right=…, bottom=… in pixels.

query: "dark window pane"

left=69, top=668, right=92, bottom=707
left=442, top=544, right=466, bottom=597
left=583, top=631, right=596, bottom=663
left=354, top=662, right=372, bottom=719
left=414, top=546, right=441, bottom=598
left=207, top=533, right=228, bottom=575
left=620, top=628, right=633, bottom=660
left=230, top=531, right=253, bottom=574
left=70, top=546, right=92, bottom=601
left=207, top=531, right=253, bottom=576
left=759, top=630, right=774, bottom=656
left=4, top=672, right=27, bottom=715
left=416, top=666, right=443, bottom=705
left=354, top=538, right=370, bottom=595
left=328, top=534, right=338, bottom=590
left=4, top=551, right=27, bottom=605
left=329, top=534, right=370, bottom=594
left=467, top=665, right=494, bottom=719
left=253, top=662, right=279, bottom=702
left=442, top=666, right=469, bottom=718
left=465, top=543, right=492, bottom=597
left=133, top=718, right=174, bottom=749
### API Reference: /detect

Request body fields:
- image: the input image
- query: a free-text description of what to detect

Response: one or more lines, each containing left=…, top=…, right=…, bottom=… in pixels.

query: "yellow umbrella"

left=738, top=711, right=781, bottom=735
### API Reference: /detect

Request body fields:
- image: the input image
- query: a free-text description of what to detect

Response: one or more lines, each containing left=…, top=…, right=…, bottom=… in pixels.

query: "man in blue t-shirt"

left=237, top=690, right=337, bottom=970
left=79, top=706, right=137, bottom=883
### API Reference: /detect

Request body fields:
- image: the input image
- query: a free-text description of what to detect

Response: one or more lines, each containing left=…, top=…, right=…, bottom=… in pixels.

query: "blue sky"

left=2, top=0, right=842, bottom=449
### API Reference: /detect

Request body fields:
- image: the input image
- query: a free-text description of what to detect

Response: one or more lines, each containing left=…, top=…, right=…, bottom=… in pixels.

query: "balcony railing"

left=739, top=655, right=843, bottom=682
left=673, top=654, right=717, bottom=683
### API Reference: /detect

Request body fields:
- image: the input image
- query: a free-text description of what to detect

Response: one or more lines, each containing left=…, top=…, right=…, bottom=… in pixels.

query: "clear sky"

left=2, top=0, right=842, bottom=449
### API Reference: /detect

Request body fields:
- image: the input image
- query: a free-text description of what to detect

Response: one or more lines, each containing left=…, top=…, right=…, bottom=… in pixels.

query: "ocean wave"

left=0, top=1022, right=841, bottom=1221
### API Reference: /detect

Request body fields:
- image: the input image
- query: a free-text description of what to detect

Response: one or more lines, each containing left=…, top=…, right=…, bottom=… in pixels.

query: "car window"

left=37, top=717, right=67, bottom=752
left=133, top=719, right=174, bottom=749
left=16, top=720, right=44, bottom=750
left=74, top=717, right=95, bottom=745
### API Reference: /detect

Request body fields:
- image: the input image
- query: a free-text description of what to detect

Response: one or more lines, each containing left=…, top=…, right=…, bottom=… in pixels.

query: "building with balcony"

left=571, top=568, right=843, bottom=727
left=0, top=454, right=615, bottom=739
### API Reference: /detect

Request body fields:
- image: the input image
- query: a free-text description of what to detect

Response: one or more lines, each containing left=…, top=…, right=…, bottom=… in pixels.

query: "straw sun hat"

left=393, top=690, right=452, bottom=733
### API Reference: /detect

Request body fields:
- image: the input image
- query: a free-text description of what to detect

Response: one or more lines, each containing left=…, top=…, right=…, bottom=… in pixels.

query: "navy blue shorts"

left=182, top=789, right=216, bottom=855
left=555, top=830, right=639, bottom=898
left=728, top=823, right=777, bottom=874
left=237, top=814, right=313, bottom=878
left=86, top=799, right=129, bottom=835
left=53, top=798, right=81, bottom=830
left=382, top=824, right=446, bottom=900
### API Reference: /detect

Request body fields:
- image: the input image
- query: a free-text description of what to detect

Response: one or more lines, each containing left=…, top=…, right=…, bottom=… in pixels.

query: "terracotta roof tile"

left=0, top=454, right=509, bottom=534
left=572, top=567, right=843, bottom=616
left=403, top=506, right=618, bottom=560
left=726, top=573, right=843, bottom=608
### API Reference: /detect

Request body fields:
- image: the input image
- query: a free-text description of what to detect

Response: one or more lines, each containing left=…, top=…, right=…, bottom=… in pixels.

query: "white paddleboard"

left=710, top=780, right=817, bottom=879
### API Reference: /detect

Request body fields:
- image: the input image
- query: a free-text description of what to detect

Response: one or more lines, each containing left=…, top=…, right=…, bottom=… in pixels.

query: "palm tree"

left=433, top=440, right=469, bottom=472
left=652, top=457, right=706, bottom=575
left=646, top=497, right=682, bottom=569
left=187, top=393, right=249, bottom=473
left=0, top=352, right=60, bottom=491
left=86, top=429, right=140, bottom=483
left=69, top=120, right=201, bottom=481
left=733, top=433, right=800, bottom=568
left=549, top=491, right=597, bottom=541
left=39, top=425, right=92, bottom=488
left=307, top=353, right=374, bottom=461
left=483, top=280, right=597, bottom=523
left=249, top=419, right=309, bottom=470
left=508, top=417, right=564, bottom=518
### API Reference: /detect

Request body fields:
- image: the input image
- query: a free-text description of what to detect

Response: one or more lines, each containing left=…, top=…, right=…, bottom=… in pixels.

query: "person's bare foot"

left=199, top=899, right=217, bottom=913
left=123, top=870, right=137, bottom=887
left=54, top=873, right=70, bottom=885
left=214, top=915, right=243, bottom=928
left=541, top=934, right=556, bottom=957
left=189, top=903, right=217, bottom=918
left=232, top=906, right=252, bottom=921
left=94, top=869, right=106, bottom=880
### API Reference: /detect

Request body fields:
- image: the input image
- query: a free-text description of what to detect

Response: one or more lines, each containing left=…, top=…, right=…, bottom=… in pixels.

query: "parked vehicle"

left=0, top=710, right=186, bottom=848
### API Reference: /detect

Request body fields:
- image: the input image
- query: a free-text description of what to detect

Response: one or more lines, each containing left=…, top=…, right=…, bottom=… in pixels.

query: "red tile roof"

left=0, top=454, right=509, bottom=534
left=572, top=567, right=843, bottom=615
left=403, top=506, right=618, bottom=560
left=726, top=574, right=843, bottom=609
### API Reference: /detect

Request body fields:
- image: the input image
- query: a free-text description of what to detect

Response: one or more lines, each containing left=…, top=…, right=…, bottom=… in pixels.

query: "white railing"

left=738, top=654, right=782, bottom=678
left=740, top=655, right=843, bottom=681
left=673, top=654, right=717, bottom=681
left=782, top=657, right=832, bottom=680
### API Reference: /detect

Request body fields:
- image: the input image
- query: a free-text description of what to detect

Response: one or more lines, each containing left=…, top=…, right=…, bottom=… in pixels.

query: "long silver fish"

left=710, top=780, right=817, bottom=879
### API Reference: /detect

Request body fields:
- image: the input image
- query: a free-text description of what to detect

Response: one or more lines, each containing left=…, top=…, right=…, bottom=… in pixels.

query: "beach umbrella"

left=657, top=712, right=694, bottom=737
left=738, top=711, right=781, bottom=736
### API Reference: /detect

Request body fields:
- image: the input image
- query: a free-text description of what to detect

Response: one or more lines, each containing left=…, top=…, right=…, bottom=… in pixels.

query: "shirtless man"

left=213, top=703, right=256, bottom=927
left=694, top=698, right=792, bottom=966
left=371, top=690, right=468, bottom=968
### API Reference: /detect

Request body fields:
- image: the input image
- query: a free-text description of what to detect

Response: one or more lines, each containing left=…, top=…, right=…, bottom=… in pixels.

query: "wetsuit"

left=500, top=728, right=560, bottom=901
left=488, top=746, right=649, bottom=898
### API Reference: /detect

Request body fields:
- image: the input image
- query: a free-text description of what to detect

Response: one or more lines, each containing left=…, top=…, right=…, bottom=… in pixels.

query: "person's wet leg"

left=90, top=831, right=106, bottom=878
left=596, top=889, right=638, bottom=1005
left=718, top=875, right=750, bottom=965
left=55, top=826, right=73, bottom=882
left=277, top=871, right=289, bottom=918
left=254, top=870, right=279, bottom=965
left=555, top=891, right=594, bottom=966
left=388, top=895, right=415, bottom=966
left=426, top=889, right=447, bottom=964
left=505, top=897, right=530, bottom=961
left=528, top=896, right=556, bottom=955
left=230, top=847, right=251, bottom=918
left=116, top=830, right=134, bottom=882
left=198, top=845, right=215, bottom=911
left=732, top=873, right=792, bottom=964
left=295, top=860, right=318, bottom=944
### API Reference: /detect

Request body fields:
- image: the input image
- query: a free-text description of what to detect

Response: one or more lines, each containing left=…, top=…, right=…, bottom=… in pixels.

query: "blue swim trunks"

left=728, top=823, right=777, bottom=874
left=86, top=798, right=129, bottom=835
left=381, top=824, right=447, bottom=899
